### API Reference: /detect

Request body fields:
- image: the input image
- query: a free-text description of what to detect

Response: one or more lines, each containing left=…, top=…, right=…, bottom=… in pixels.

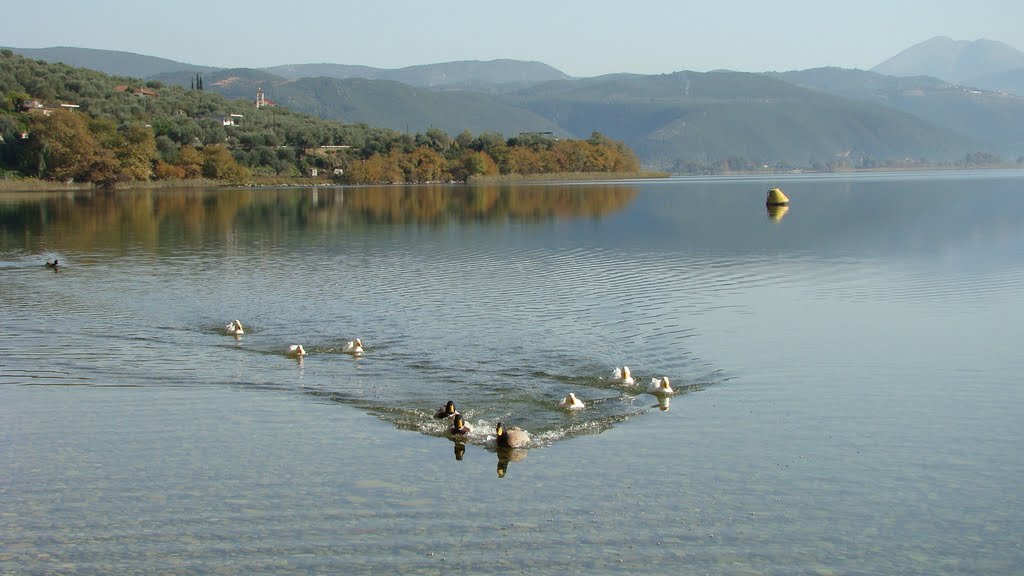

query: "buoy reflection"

left=767, top=204, right=789, bottom=222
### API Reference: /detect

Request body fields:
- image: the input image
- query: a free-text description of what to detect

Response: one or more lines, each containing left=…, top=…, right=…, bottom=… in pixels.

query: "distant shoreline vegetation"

left=0, top=51, right=643, bottom=188
left=5, top=164, right=1022, bottom=193
left=670, top=153, right=1020, bottom=176
left=467, top=171, right=670, bottom=184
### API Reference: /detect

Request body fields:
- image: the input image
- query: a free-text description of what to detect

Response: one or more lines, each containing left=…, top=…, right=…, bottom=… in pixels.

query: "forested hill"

left=7, top=46, right=570, bottom=89
left=262, top=59, right=571, bottom=86
left=501, top=70, right=991, bottom=170
left=771, top=67, right=1024, bottom=160
left=3, top=46, right=218, bottom=78
left=149, top=68, right=566, bottom=138
left=0, top=51, right=640, bottom=186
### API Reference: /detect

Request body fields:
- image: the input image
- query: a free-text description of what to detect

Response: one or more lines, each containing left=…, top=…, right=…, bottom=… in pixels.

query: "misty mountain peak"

left=872, top=36, right=1024, bottom=85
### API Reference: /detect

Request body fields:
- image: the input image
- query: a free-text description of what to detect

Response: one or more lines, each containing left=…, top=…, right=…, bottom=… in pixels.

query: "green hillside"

left=0, top=52, right=638, bottom=186
left=378, top=59, right=570, bottom=87
left=149, top=68, right=286, bottom=98
left=153, top=69, right=567, bottom=137
left=263, top=59, right=570, bottom=87
left=776, top=68, right=1024, bottom=158
left=505, top=71, right=982, bottom=168
left=273, top=77, right=566, bottom=136
left=0, top=52, right=396, bottom=184
left=261, top=63, right=384, bottom=81
left=4, top=46, right=216, bottom=78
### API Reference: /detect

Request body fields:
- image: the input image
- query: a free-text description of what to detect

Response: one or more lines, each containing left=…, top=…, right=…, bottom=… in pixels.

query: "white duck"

left=224, top=319, right=245, bottom=336
left=342, top=338, right=363, bottom=355
left=611, top=366, right=635, bottom=386
left=647, top=376, right=674, bottom=395
left=559, top=392, right=586, bottom=411
left=286, top=344, right=307, bottom=358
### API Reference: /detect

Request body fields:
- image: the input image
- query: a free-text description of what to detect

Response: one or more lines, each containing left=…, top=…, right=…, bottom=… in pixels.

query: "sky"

left=2, top=0, right=1023, bottom=77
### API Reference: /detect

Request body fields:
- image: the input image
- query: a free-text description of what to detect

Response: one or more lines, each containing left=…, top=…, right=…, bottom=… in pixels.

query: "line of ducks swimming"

left=438, top=401, right=533, bottom=476
left=432, top=366, right=675, bottom=449
left=224, top=320, right=674, bottom=447
left=553, top=368, right=675, bottom=417
left=612, top=365, right=675, bottom=395
left=223, top=320, right=363, bottom=358
left=46, top=267, right=670, bottom=399
left=434, top=400, right=532, bottom=449
left=225, top=320, right=528, bottom=448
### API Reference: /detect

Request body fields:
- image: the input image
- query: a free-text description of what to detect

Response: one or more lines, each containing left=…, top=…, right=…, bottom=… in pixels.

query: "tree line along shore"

left=0, top=51, right=644, bottom=188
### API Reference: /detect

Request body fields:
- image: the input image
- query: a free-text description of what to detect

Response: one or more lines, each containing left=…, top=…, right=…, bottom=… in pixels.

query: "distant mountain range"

left=5, top=39, right=1024, bottom=167
left=872, top=36, right=1024, bottom=94
left=264, top=59, right=571, bottom=87
left=772, top=67, right=1024, bottom=160
left=4, top=46, right=568, bottom=88
left=4, top=46, right=219, bottom=78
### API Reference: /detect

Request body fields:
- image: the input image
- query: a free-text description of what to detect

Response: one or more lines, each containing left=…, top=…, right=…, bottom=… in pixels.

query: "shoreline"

left=466, top=170, right=670, bottom=184
left=2, top=165, right=1021, bottom=193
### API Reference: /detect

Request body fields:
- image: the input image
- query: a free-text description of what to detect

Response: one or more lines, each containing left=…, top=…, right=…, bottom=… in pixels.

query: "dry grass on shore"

left=1, top=172, right=671, bottom=193
left=0, top=177, right=225, bottom=193
left=0, top=178, right=92, bottom=192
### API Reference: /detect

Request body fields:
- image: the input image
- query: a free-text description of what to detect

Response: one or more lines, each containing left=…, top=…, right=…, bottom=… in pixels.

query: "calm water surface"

left=2, top=172, right=1023, bottom=575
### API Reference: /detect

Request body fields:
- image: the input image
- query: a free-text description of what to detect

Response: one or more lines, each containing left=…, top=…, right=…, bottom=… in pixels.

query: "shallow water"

left=2, top=172, right=1023, bottom=574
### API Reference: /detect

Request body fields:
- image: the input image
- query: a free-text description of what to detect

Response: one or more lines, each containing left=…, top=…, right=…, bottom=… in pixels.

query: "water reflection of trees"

left=343, top=185, right=637, bottom=223
left=0, top=185, right=638, bottom=251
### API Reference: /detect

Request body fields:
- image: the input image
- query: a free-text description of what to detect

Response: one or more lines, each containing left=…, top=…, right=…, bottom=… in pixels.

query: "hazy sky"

left=2, top=0, right=1022, bottom=76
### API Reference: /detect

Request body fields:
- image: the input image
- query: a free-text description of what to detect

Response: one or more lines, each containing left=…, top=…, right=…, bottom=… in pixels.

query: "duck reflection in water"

left=496, top=446, right=528, bottom=478
left=656, top=396, right=671, bottom=411
left=453, top=441, right=466, bottom=461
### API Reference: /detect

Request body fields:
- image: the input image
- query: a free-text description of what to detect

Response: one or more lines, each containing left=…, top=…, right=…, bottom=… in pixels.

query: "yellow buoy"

left=766, top=187, right=790, bottom=206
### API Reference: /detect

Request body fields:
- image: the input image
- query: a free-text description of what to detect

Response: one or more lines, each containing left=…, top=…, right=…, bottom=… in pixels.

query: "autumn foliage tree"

left=115, top=124, right=158, bottom=181
left=176, top=146, right=204, bottom=179
left=201, top=144, right=249, bottom=182
left=21, top=109, right=119, bottom=186
left=337, top=131, right=639, bottom=184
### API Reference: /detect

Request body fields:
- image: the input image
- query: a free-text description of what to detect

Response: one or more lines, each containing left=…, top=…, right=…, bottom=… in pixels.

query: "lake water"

left=2, top=172, right=1023, bottom=575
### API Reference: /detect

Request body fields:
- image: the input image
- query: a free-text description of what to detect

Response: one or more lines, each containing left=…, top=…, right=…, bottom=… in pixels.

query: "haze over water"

left=2, top=171, right=1023, bottom=574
